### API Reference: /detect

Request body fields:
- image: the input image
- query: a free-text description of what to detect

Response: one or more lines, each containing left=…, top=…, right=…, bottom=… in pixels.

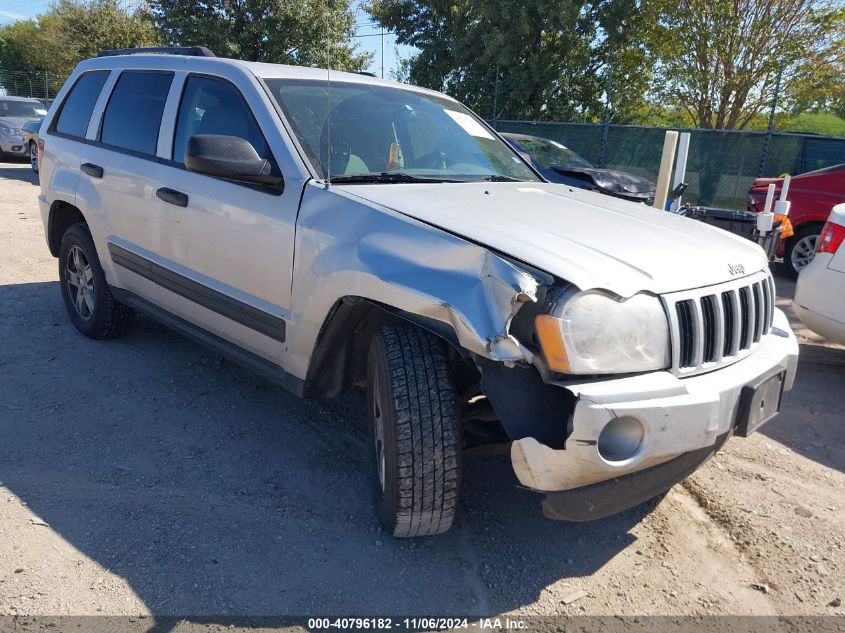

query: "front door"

left=148, top=74, right=298, bottom=362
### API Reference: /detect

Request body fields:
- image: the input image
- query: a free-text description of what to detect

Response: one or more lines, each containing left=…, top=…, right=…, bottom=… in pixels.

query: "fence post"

left=670, top=132, right=691, bottom=211
left=44, top=72, right=49, bottom=101
left=598, top=70, right=611, bottom=168
left=758, top=61, right=784, bottom=177
left=653, top=130, right=679, bottom=210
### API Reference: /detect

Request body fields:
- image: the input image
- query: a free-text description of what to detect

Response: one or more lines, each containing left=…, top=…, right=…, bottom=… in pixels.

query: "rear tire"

left=58, top=223, right=133, bottom=339
left=784, top=224, right=821, bottom=278
left=367, top=324, right=461, bottom=537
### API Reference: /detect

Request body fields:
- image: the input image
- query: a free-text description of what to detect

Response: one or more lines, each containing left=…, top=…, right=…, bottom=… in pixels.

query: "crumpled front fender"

left=286, top=183, right=551, bottom=379
left=356, top=230, right=542, bottom=361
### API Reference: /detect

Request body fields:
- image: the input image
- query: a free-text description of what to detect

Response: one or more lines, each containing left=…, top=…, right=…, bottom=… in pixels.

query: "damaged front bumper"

left=511, top=308, right=799, bottom=520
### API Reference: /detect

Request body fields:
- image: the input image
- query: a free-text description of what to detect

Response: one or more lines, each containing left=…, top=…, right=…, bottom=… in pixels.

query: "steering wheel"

left=415, top=148, right=453, bottom=170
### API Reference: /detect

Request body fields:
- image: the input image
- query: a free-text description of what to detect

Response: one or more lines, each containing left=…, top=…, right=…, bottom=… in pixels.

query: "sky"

left=0, top=1, right=416, bottom=79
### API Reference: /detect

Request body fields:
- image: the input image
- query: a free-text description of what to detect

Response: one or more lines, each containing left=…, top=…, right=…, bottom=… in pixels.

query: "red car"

left=748, top=164, right=845, bottom=277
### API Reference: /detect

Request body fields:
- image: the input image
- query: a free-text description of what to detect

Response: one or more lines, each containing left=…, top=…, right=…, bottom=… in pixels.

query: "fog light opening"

left=597, top=416, right=645, bottom=463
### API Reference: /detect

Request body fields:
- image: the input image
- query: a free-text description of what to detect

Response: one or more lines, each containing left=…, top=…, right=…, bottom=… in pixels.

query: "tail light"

left=37, top=138, right=44, bottom=170
left=817, top=220, right=845, bottom=254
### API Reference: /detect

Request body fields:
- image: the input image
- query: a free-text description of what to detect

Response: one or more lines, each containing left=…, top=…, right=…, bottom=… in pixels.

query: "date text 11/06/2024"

left=307, top=618, right=528, bottom=630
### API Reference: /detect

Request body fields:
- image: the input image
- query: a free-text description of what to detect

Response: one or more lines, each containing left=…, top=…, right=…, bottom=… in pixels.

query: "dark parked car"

left=21, top=118, right=43, bottom=173
left=503, top=132, right=656, bottom=205
left=748, top=164, right=845, bottom=277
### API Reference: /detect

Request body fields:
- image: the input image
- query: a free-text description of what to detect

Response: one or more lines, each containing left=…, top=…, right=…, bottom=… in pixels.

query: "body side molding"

left=107, top=242, right=286, bottom=342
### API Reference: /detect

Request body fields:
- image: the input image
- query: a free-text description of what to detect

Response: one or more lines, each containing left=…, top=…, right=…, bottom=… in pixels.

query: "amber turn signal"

left=534, top=314, right=571, bottom=373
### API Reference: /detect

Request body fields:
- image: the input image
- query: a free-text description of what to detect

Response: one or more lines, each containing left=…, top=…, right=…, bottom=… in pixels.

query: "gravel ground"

left=0, top=161, right=843, bottom=622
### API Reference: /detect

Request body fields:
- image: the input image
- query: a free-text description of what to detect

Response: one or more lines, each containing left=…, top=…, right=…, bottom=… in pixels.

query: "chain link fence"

left=493, top=120, right=845, bottom=210
left=0, top=69, right=63, bottom=104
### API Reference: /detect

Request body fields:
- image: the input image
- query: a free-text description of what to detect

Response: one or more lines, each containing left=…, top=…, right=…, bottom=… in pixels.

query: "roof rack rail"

left=98, top=46, right=216, bottom=58
left=357, top=71, right=378, bottom=78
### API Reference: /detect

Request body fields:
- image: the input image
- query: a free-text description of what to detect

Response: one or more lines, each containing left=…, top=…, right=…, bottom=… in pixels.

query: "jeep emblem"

left=728, top=263, right=745, bottom=276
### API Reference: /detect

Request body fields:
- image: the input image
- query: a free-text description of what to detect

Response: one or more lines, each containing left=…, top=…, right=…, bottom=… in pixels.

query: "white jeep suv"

left=38, top=47, right=799, bottom=537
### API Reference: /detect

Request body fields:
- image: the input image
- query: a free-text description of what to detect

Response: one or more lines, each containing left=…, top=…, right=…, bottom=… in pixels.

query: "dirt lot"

left=0, top=160, right=843, bottom=621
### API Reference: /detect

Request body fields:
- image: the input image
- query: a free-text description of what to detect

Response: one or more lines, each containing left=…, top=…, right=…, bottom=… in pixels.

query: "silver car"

left=37, top=48, right=799, bottom=537
left=0, top=96, right=47, bottom=160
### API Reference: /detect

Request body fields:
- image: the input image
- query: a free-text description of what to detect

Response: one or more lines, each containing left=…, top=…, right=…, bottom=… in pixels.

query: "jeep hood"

left=338, top=182, right=769, bottom=298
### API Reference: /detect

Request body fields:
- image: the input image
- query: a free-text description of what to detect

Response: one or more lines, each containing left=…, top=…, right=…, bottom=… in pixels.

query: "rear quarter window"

left=53, top=71, right=109, bottom=139
left=99, top=71, right=173, bottom=155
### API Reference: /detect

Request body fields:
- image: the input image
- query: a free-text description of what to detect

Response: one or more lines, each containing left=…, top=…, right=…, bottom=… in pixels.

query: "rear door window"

left=99, top=71, right=173, bottom=155
left=53, top=71, right=109, bottom=139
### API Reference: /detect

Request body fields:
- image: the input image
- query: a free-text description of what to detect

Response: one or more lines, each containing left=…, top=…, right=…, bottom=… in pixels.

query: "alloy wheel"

left=372, top=369, right=386, bottom=491
left=791, top=234, right=818, bottom=272
left=65, top=245, right=95, bottom=320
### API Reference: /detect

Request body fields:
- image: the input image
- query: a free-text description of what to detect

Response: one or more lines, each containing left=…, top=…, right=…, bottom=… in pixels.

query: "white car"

left=794, top=203, right=845, bottom=345
left=37, top=47, right=798, bottom=536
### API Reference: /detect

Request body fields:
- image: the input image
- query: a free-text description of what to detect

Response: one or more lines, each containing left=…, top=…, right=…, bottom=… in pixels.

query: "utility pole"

left=381, top=27, right=385, bottom=78
left=758, top=60, right=784, bottom=177
left=491, top=65, right=500, bottom=129
left=599, top=69, right=612, bottom=168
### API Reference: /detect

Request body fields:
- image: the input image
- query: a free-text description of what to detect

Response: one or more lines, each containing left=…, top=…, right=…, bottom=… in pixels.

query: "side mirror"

left=185, top=134, right=282, bottom=189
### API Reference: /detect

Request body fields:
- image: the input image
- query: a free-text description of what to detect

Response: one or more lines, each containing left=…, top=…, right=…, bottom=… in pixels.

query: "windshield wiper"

left=329, top=172, right=460, bottom=184
left=479, top=175, right=523, bottom=182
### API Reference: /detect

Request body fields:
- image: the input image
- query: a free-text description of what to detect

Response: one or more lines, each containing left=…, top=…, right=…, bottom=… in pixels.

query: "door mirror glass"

left=185, top=134, right=282, bottom=188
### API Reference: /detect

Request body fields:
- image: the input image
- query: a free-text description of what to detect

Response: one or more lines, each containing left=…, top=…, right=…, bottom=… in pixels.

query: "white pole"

left=757, top=183, right=776, bottom=234
left=762, top=183, right=776, bottom=214
left=669, top=132, right=690, bottom=211
left=779, top=174, right=791, bottom=201
left=774, top=174, right=792, bottom=217
left=653, top=130, right=679, bottom=211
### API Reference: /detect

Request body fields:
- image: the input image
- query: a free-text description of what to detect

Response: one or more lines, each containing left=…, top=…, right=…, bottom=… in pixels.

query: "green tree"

left=149, top=0, right=372, bottom=71
left=781, top=111, right=845, bottom=135
left=366, top=0, right=652, bottom=122
left=0, top=20, right=48, bottom=74
left=38, top=0, right=161, bottom=79
left=788, top=6, right=845, bottom=119
left=644, top=0, right=843, bottom=129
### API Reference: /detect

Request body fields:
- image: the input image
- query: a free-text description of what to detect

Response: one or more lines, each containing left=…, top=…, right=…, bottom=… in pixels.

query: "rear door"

left=147, top=73, right=298, bottom=362
left=42, top=70, right=110, bottom=222
left=77, top=69, right=174, bottom=295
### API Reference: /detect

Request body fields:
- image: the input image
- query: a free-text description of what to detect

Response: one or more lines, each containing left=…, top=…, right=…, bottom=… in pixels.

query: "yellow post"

left=652, top=130, right=679, bottom=211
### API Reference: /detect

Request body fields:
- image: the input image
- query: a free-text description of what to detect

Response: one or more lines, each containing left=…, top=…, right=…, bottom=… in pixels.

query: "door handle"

left=81, top=163, right=103, bottom=178
left=156, top=187, right=189, bottom=208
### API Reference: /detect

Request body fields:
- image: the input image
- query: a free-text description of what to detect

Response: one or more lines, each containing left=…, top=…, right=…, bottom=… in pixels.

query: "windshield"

left=264, top=79, right=538, bottom=183
left=0, top=100, right=47, bottom=119
left=513, top=137, right=594, bottom=170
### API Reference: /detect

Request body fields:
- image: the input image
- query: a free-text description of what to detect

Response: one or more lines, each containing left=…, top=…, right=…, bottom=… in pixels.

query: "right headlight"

left=535, top=289, right=670, bottom=374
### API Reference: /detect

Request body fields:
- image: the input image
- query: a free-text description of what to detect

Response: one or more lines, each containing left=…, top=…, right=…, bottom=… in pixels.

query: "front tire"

left=58, top=223, right=133, bottom=339
left=367, top=324, right=461, bottom=537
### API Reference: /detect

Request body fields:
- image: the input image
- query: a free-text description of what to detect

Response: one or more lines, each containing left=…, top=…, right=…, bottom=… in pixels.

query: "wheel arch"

left=790, top=219, right=827, bottom=234
left=47, top=200, right=87, bottom=257
left=303, top=296, right=464, bottom=398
